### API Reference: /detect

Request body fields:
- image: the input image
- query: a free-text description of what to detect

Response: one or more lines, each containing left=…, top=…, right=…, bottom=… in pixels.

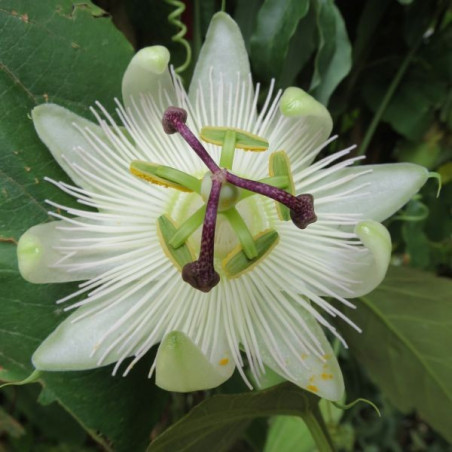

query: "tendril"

left=165, top=0, right=192, bottom=74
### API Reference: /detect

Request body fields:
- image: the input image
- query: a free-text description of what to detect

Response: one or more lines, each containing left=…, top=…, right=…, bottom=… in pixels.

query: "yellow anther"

left=130, top=160, right=201, bottom=192
left=219, top=358, right=229, bottom=366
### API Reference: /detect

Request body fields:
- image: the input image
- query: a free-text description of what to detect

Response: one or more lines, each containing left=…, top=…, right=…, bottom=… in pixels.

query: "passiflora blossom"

left=17, top=13, right=428, bottom=401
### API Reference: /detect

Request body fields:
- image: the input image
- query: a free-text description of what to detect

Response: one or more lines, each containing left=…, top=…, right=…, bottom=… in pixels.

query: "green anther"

left=223, top=208, right=258, bottom=260
left=157, top=215, right=195, bottom=270
left=222, top=230, right=279, bottom=279
left=238, top=175, right=289, bottom=201
left=269, top=151, right=295, bottom=221
left=219, top=129, right=237, bottom=169
left=130, top=160, right=201, bottom=193
left=200, top=126, right=269, bottom=151
left=169, top=205, right=206, bottom=248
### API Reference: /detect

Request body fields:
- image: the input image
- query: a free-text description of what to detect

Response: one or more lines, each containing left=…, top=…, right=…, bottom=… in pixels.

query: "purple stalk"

left=225, top=172, right=316, bottom=229
left=162, top=107, right=220, bottom=174
left=182, top=176, right=223, bottom=292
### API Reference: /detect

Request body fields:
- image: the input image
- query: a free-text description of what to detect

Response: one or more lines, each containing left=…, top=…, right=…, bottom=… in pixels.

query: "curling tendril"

left=165, top=0, right=192, bottom=74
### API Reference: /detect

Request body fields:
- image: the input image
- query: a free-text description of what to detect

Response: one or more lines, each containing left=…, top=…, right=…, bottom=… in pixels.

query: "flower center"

left=130, top=107, right=317, bottom=292
left=200, top=174, right=240, bottom=212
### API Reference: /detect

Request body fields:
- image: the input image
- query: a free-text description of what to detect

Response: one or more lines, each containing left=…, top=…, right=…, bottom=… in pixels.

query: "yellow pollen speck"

left=219, top=358, right=229, bottom=366
left=321, top=373, right=334, bottom=380
left=307, top=384, right=318, bottom=393
left=301, top=353, right=308, bottom=360
left=323, top=354, right=331, bottom=360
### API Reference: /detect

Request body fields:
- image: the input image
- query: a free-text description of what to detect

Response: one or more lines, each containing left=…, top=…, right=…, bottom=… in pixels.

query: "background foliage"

left=1, top=0, right=451, bottom=450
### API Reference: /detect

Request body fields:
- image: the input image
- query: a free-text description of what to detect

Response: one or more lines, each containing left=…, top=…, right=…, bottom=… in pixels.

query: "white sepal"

left=32, top=104, right=109, bottom=191
left=348, top=220, right=392, bottom=297
left=304, top=163, right=429, bottom=222
left=17, top=220, right=107, bottom=283
left=121, top=46, right=176, bottom=111
left=32, top=298, right=141, bottom=370
left=188, top=12, right=252, bottom=122
left=256, top=302, right=344, bottom=401
left=155, top=331, right=235, bottom=392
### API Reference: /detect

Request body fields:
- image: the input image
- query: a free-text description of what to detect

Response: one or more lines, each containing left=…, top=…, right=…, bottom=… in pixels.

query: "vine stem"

left=357, top=35, right=424, bottom=157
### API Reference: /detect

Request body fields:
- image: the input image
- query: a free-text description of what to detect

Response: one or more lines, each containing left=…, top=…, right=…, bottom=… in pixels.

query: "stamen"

left=200, top=126, right=269, bottom=170
left=181, top=175, right=224, bottom=292
left=169, top=206, right=206, bottom=248
left=162, top=107, right=220, bottom=174
left=225, top=172, right=317, bottom=229
left=130, top=160, right=201, bottom=193
left=222, top=208, right=258, bottom=259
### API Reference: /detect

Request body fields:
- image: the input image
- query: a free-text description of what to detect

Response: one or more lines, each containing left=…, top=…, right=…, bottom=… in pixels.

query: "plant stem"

left=303, top=403, right=336, bottom=452
left=357, top=36, right=423, bottom=157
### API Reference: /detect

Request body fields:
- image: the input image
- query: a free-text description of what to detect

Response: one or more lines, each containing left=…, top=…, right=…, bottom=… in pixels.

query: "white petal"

left=17, top=221, right=108, bottom=283
left=257, top=302, right=344, bottom=401
left=155, top=331, right=235, bottom=392
left=121, top=46, right=177, bottom=111
left=188, top=12, right=252, bottom=122
left=303, top=163, right=429, bottom=222
left=32, top=104, right=109, bottom=190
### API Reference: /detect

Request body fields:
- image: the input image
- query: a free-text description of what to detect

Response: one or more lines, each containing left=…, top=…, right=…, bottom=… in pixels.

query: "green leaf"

left=234, top=0, right=262, bottom=53
left=362, top=23, right=451, bottom=141
left=363, top=68, right=447, bottom=141
left=309, top=0, right=352, bottom=105
left=279, top=5, right=318, bottom=87
left=148, top=383, right=331, bottom=452
left=0, top=2, right=169, bottom=450
left=250, top=0, right=310, bottom=80
left=341, top=266, right=452, bottom=442
left=3, top=384, right=87, bottom=445
left=0, top=0, right=132, bottom=239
